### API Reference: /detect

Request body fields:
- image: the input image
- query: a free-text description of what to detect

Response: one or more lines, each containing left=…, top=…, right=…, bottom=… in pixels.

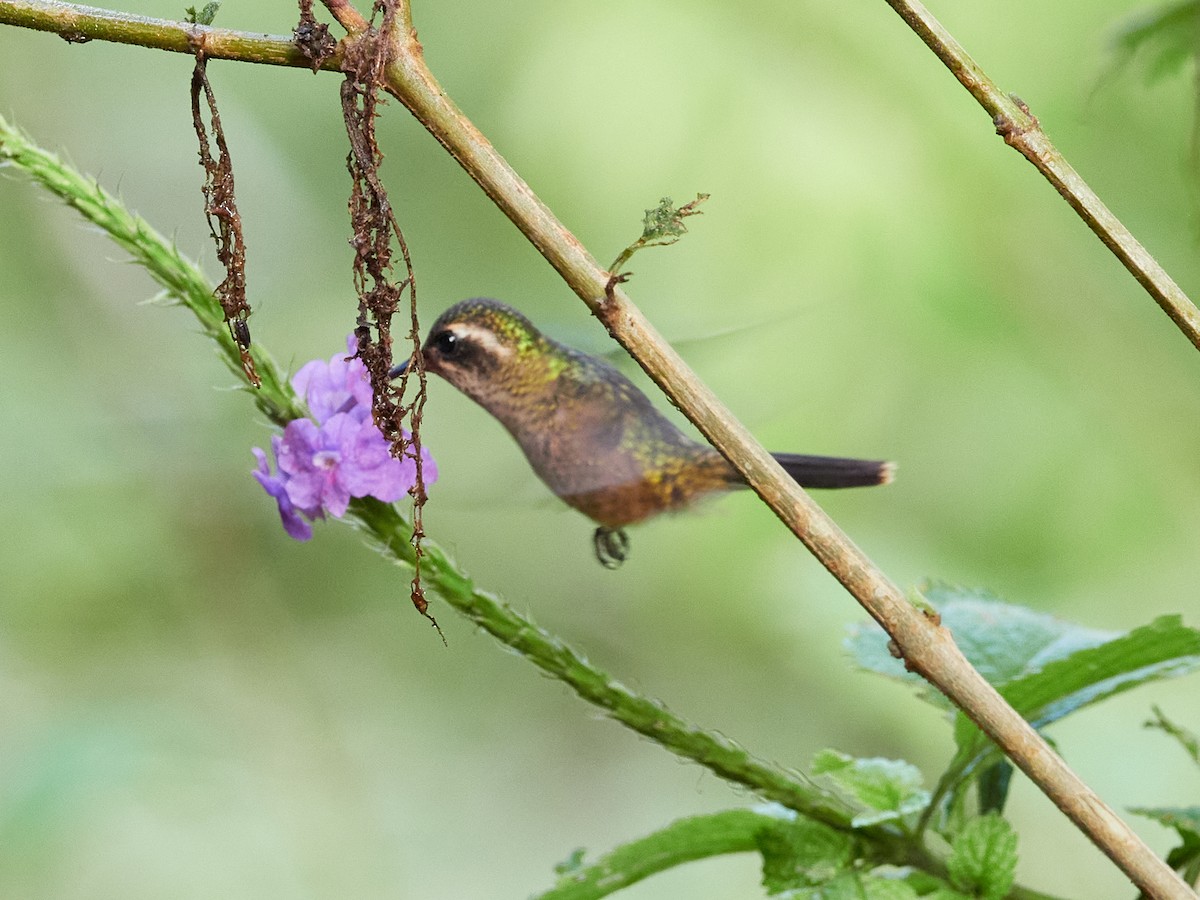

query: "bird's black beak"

left=388, top=358, right=409, bottom=379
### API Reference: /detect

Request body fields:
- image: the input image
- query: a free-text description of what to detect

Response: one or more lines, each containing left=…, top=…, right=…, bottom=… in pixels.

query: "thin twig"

left=0, top=0, right=345, bottom=68
left=882, top=0, right=1200, bottom=352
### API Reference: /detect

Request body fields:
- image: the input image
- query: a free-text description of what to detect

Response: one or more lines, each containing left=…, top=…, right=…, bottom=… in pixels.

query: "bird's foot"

left=593, top=527, right=630, bottom=569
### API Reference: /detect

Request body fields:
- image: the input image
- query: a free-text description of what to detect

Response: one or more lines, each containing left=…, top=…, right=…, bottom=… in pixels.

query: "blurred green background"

left=2, top=0, right=1199, bottom=896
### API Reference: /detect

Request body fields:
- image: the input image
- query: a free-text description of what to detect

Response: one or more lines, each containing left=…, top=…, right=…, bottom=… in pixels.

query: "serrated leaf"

left=757, top=817, right=853, bottom=894
left=851, top=590, right=1200, bottom=832
left=946, top=814, right=1018, bottom=900
left=951, top=614, right=1200, bottom=774
left=811, top=750, right=930, bottom=827
left=846, top=587, right=1117, bottom=707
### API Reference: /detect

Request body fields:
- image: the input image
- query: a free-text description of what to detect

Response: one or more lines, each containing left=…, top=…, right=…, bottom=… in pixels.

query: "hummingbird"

left=391, top=298, right=892, bottom=568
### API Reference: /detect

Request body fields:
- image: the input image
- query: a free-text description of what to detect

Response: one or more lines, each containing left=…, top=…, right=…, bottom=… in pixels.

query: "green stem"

left=0, top=115, right=303, bottom=425
left=348, top=498, right=856, bottom=831
left=0, top=0, right=342, bottom=69
left=526, top=807, right=1063, bottom=900
left=529, top=810, right=770, bottom=900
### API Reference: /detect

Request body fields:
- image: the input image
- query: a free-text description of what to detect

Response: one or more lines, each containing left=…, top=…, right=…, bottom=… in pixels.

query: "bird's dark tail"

left=770, top=452, right=894, bottom=489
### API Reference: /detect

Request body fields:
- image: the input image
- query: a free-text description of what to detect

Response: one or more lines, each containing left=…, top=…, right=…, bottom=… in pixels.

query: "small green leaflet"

left=184, top=1, right=220, bottom=25
left=607, top=194, right=708, bottom=277
left=810, top=750, right=930, bottom=828
left=945, top=814, right=1018, bottom=900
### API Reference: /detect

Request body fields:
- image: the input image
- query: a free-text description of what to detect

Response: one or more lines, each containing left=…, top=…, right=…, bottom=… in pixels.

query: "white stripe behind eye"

left=449, top=323, right=513, bottom=360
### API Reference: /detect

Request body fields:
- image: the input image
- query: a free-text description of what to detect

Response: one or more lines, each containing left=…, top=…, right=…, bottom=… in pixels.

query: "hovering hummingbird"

left=391, top=298, right=892, bottom=567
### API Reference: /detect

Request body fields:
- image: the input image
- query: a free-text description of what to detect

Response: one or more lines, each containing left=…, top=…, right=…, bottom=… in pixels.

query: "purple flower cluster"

left=253, top=337, right=435, bottom=540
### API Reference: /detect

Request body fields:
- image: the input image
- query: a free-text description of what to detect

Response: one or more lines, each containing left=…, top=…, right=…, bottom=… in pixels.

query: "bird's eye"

left=431, top=330, right=459, bottom=356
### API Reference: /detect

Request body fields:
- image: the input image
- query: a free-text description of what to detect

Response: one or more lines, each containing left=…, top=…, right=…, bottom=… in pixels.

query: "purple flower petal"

left=291, top=338, right=374, bottom=424
left=277, top=416, right=353, bottom=518
left=341, top=418, right=413, bottom=502
left=251, top=443, right=314, bottom=541
left=252, top=336, right=438, bottom=541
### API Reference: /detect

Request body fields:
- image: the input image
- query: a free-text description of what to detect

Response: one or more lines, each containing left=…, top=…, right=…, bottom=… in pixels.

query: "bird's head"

left=391, top=298, right=563, bottom=422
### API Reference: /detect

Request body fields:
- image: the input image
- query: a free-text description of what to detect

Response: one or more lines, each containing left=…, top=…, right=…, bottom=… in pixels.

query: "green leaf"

left=946, top=814, right=1018, bottom=900
left=846, top=586, right=1118, bottom=707
left=811, top=750, right=930, bottom=827
left=1145, top=705, right=1200, bottom=766
left=935, top=614, right=1200, bottom=832
left=951, top=614, right=1200, bottom=773
left=1130, top=805, right=1200, bottom=835
left=776, top=873, right=919, bottom=900
left=184, top=1, right=221, bottom=25
left=608, top=193, right=708, bottom=275
left=1108, top=0, right=1200, bottom=85
left=975, top=761, right=1013, bottom=816
left=639, top=196, right=697, bottom=243
left=1130, top=807, right=1200, bottom=879
left=849, top=587, right=1200, bottom=828
left=757, top=817, right=853, bottom=894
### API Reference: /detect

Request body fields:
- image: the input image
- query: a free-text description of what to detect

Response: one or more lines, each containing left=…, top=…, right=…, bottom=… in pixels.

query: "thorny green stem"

left=0, top=2, right=1195, bottom=896
left=527, top=808, right=1063, bottom=900
left=529, top=810, right=770, bottom=900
